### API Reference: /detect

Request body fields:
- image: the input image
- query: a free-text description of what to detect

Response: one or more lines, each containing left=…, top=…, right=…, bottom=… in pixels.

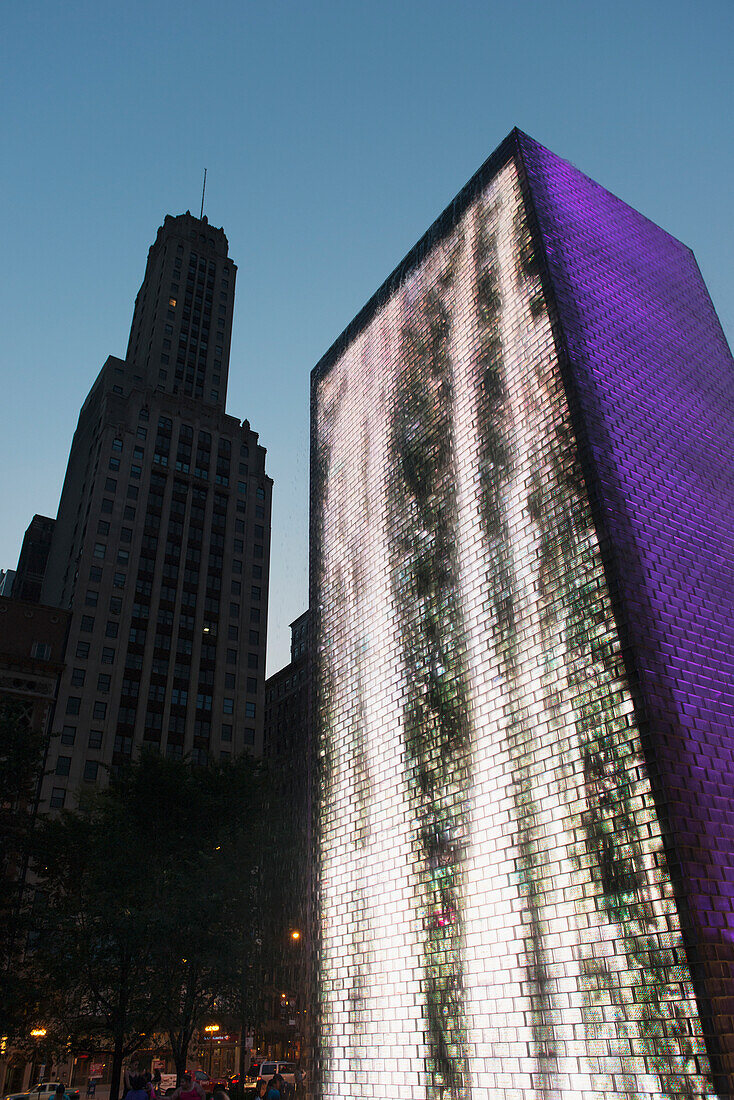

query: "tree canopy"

left=27, top=752, right=297, bottom=1100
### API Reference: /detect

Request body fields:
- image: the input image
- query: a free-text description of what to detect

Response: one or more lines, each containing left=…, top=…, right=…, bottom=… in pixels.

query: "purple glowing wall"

left=517, top=131, right=734, bottom=1079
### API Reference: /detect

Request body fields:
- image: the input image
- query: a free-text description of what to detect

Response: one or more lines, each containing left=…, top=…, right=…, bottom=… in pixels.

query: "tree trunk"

left=174, top=1045, right=188, bottom=1088
left=110, top=1035, right=125, bottom=1100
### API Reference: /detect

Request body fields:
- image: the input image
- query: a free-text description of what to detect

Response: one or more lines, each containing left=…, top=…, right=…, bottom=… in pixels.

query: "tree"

left=32, top=766, right=169, bottom=1100
left=0, top=698, right=47, bottom=1037
left=31, top=752, right=283, bottom=1096
left=150, top=755, right=270, bottom=1083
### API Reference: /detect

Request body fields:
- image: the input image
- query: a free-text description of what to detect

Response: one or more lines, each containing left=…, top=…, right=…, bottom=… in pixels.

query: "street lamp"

left=31, top=1028, right=48, bottom=1082
left=204, top=1025, right=219, bottom=1076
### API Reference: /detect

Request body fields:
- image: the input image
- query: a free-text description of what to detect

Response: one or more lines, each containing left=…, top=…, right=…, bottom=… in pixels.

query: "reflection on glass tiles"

left=311, top=133, right=731, bottom=1099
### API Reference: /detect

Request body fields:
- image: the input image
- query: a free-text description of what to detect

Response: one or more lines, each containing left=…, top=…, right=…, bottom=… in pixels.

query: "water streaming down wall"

left=311, top=131, right=734, bottom=1099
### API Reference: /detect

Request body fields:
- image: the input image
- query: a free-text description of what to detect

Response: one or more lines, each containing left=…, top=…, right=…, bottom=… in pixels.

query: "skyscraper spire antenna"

left=200, top=168, right=207, bottom=221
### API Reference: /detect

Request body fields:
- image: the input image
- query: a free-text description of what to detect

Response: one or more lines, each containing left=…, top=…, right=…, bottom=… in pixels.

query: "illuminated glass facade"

left=311, top=130, right=734, bottom=1099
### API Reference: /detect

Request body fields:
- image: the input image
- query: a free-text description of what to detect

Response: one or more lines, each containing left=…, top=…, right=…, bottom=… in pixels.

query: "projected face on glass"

left=312, top=156, right=713, bottom=1100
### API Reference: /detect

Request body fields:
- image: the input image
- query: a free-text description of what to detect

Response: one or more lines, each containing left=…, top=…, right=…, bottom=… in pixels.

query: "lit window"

left=169, top=297, right=177, bottom=307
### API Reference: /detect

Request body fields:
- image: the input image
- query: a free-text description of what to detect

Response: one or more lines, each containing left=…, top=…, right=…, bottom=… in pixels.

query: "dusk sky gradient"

left=2, top=0, right=732, bottom=672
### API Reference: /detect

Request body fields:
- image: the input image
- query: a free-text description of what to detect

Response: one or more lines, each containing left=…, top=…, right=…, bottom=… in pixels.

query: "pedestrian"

left=126, top=1076, right=150, bottom=1100
left=152, top=1070, right=162, bottom=1098
left=264, top=1075, right=281, bottom=1100
left=171, top=1074, right=204, bottom=1100
left=253, top=1082, right=267, bottom=1099
left=123, top=1062, right=140, bottom=1098
left=212, top=1091, right=230, bottom=1100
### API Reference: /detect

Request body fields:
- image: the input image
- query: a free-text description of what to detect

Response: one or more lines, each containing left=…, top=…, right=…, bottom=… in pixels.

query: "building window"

left=89, top=730, right=103, bottom=749
left=60, top=725, right=76, bottom=746
left=137, top=426, right=147, bottom=439
left=244, top=728, right=255, bottom=746
left=101, top=647, right=115, bottom=664
left=251, top=586, right=261, bottom=601
left=50, top=788, right=66, bottom=809
left=245, top=701, right=255, bottom=718
left=249, top=630, right=259, bottom=644
left=246, top=677, right=257, bottom=693
left=66, top=696, right=81, bottom=714
left=80, top=615, right=95, bottom=632
left=130, top=465, right=142, bottom=479
left=112, top=438, right=123, bottom=452
left=247, top=653, right=258, bottom=670
left=105, top=621, right=119, bottom=638
left=93, top=701, right=107, bottom=720
left=117, top=550, right=130, bottom=564
left=109, top=457, right=120, bottom=471
left=113, top=572, right=126, bottom=588
left=105, top=477, right=117, bottom=492
left=101, top=497, right=114, bottom=514
left=85, top=590, right=98, bottom=607
left=97, top=674, right=111, bottom=692
left=84, top=761, right=99, bottom=782
left=228, top=626, right=238, bottom=641
left=223, top=698, right=234, bottom=714
left=71, top=668, right=85, bottom=687
left=56, top=756, right=71, bottom=776
left=127, top=485, right=139, bottom=500
left=76, top=641, right=90, bottom=659
left=226, top=648, right=237, bottom=664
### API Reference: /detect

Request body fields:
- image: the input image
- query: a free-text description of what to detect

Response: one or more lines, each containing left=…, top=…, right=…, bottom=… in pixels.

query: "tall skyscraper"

left=311, top=130, right=734, bottom=1098
left=40, top=213, right=271, bottom=807
left=13, top=515, right=55, bottom=603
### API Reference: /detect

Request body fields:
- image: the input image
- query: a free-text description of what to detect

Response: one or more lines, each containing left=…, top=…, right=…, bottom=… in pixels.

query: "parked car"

left=205, top=1077, right=229, bottom=1094
left=255, top=1064, right=298, bottom=1091
left=27, top=1085, right=80, bottom=1100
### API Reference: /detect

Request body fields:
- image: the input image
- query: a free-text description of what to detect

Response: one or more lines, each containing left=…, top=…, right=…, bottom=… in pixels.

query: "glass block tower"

left=40, top=213, right=271, bottom=807
left=311, top=130, right=734, bottom=1099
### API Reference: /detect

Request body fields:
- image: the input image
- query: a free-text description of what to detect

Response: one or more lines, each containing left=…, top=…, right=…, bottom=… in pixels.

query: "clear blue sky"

left=2, top=0, right=732, bottom=672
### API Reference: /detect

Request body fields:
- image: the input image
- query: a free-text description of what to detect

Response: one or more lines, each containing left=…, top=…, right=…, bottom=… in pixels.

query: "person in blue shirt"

left=264, top=1075, right=282, bottom=1100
